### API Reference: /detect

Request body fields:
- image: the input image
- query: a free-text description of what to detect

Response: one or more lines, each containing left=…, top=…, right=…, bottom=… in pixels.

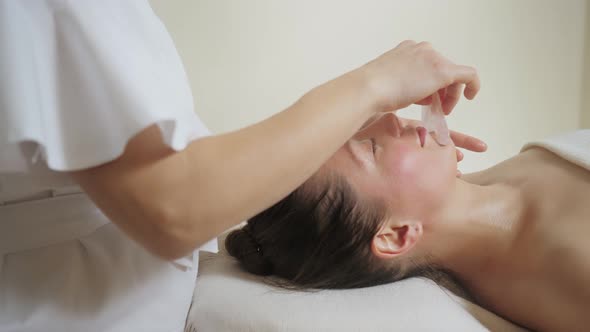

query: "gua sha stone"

left=421, top=92, right=451, bottom=146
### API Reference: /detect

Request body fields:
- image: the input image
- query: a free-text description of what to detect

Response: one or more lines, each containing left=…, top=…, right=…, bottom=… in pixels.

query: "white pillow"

left=187, top=250, right=529, bottom=332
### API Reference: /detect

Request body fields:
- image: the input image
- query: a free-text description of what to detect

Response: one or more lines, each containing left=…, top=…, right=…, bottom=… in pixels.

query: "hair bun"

left=225, top=228, right=274, bottom=276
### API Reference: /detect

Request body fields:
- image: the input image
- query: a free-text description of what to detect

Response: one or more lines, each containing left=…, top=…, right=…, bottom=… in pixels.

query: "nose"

left=356, top=112, right=400, bottom=140
left=379, top=113, right=400, bottom=137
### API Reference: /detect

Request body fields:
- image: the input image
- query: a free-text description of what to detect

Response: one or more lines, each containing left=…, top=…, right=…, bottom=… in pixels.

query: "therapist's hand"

left=361, top=114, right=488, bottom=157
left=360, top=40, right=480, bottom=114
left=361, top=113, right=487, bottom=175
left=398, top=117, right=487, bottom=158
left=398, top=117, right=487, bottom=178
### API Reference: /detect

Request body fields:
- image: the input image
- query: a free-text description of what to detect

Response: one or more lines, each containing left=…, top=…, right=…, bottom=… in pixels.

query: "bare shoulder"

left=464, top=147, right=590, bottom=331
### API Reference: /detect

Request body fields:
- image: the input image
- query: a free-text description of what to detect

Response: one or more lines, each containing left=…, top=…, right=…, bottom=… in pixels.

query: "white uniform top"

left=0, top=1, right=217, bottom=331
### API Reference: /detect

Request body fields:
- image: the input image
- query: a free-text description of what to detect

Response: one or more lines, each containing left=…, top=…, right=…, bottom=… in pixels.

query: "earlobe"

left=371, top=222, right=423, bottom=259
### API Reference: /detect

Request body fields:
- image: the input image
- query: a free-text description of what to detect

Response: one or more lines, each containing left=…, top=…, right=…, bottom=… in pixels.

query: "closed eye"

left=364, top=138, right=377, bottom=155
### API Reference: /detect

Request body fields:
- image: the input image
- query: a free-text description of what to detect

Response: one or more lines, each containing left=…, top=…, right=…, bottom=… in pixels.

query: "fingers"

left=455, top=149, right=465, bottom=162
left=414, top=96, right=432, bottom=105
left=456, top=148, right=464, bottom=162
left=436, top=65, right=479, bottom=111
left=415, top=88, right=447, bottom=106
left=394, top=117, right=487, bottom=154
left=398, top=39, right=417, bottom=49
left=437, top=87, right=447, bottom=101
left=450, top=131, right=487, bottom=152
left=451, top=65, right=480, bottom=100
left=441, top=83, right=463, bottom=115
left=417, top=66, right=479, bottom=110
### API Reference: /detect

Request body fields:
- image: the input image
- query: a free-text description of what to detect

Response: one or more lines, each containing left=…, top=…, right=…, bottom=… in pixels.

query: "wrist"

left=297, top=66, right=386, bottom=123
left=353, top=64, right=400, bottom=115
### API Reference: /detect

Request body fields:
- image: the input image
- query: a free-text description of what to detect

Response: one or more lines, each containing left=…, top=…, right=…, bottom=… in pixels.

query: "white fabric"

left=521, top=129, right=590, bottom=170
left=0, top=1, right=217, bottom=331
left=188, top=250, right=529, bottom=332
left=0, top=0, right=209, bottom=174
left=1, top=217, right=214, bottom=332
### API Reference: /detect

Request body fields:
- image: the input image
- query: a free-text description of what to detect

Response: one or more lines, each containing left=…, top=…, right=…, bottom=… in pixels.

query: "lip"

left=394, top=116, right=402, bottom=137
left=416, top=126, right=427, bottom=147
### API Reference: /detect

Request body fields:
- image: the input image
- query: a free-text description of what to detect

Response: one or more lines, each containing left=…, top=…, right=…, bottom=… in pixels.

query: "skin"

left=69, top=41, right=481, bottom=259
left=324, top=112, right=590, bottom=332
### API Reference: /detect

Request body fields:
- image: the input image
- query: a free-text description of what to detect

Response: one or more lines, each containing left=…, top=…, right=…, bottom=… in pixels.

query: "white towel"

left=521, top=130, right=590, bottom=170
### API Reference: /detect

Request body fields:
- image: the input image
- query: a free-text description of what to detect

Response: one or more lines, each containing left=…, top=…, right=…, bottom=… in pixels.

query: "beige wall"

left=150, top=0, right=586, bottom=172
left=582, top=1, right=590, bottom=128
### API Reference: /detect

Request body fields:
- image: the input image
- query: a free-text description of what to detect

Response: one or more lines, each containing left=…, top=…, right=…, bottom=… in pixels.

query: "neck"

left=419, top=173, right=531, bottom=282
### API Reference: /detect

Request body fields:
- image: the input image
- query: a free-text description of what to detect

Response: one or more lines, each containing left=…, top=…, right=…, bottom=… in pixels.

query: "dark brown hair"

left=225, top=172, right=444, bottom=290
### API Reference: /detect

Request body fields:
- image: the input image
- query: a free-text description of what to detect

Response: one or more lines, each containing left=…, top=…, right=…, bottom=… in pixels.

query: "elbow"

left=118, top=178, right=215, bottom=261
left=144, top=232, right=195, bottom=261
left=140, top=200, right=210, bottom=261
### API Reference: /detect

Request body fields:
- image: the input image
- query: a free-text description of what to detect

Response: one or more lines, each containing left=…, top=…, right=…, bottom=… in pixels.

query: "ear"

left=371, top=221, right=423, bottom=259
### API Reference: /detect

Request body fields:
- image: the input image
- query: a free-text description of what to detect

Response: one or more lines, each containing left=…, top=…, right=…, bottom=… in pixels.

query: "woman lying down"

left=226, top=112, right=590, bottom=332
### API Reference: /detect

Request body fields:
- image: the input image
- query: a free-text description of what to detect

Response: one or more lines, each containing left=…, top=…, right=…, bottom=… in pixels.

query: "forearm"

left=73, top=68, right=378, bottom=259
left=175, top=70, right=375, bottom=246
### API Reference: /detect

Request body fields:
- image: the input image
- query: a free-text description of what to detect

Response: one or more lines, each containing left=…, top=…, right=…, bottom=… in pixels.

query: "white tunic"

left=0, top=1, right=217, bottom=331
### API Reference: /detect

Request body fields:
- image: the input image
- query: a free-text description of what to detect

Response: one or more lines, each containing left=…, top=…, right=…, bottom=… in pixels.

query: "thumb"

left=414, top=88, right=447, bottom=106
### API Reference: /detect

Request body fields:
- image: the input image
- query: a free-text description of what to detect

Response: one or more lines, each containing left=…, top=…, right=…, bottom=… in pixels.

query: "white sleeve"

left=0, top=0, right=209, bottom=172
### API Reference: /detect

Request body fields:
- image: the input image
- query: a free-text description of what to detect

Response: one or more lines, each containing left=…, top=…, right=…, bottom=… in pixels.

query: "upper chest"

left=465, top=148, right=590, bottom=330
left=486, top=147, right=590, bottom=228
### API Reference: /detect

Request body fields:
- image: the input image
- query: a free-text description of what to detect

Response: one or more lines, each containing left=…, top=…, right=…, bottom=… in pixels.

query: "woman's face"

left=322, top=113, right=457, bottom=221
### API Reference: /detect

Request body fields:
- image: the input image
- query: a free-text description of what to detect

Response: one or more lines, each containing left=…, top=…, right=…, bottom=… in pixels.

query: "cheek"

left=381, top=144, right=456, bottom=210
left=383, top=143, right=454, bottom=177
